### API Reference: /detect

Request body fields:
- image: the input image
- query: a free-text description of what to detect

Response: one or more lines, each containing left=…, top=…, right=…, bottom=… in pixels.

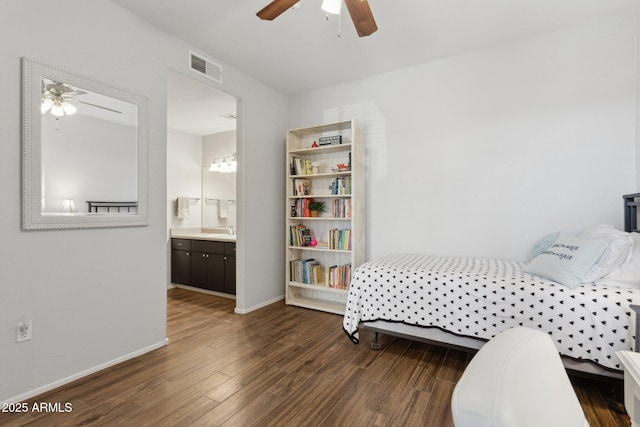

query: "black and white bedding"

left=343, top=253, right=640, bottom=372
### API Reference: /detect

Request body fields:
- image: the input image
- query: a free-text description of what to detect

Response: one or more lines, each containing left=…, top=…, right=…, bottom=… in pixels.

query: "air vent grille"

left=191, top=55, right=207, bottom=74
left=189, top=51, right=223, bottom=83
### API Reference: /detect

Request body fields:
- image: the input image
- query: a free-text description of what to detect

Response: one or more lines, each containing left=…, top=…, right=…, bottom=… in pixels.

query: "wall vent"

left=189, top=51, right=223, bottom=83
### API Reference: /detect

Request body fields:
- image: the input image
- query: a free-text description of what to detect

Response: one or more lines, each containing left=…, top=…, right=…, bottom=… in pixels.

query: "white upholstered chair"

left=451, top=326, right=589, bottom=427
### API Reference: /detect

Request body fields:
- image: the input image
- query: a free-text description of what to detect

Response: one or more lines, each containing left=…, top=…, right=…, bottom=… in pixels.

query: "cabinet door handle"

left=186, top=252, right=190, bottom=256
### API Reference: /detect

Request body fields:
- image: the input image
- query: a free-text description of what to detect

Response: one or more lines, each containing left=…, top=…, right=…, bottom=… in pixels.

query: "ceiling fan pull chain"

left=337, top=8, right=342, bottom=37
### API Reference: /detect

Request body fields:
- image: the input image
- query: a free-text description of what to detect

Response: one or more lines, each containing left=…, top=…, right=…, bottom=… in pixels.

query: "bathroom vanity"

left=170, top=229, right=236, bottom=296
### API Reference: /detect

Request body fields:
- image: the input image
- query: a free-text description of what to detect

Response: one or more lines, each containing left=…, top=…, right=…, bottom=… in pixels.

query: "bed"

left=343, top=224, right=640, bottom=379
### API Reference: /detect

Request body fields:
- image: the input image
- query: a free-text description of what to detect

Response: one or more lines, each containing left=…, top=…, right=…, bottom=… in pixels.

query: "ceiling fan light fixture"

left=41, top=97, right=53, bottom=114
left=61, top=101, right=77, bottom=116
left=50, top=102, right=65, bottom=117
left=321, top=0, right=341, bottom=15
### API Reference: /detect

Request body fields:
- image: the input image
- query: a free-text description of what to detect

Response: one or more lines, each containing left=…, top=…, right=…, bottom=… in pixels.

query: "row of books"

left=292, top=178, right=351, bottom=198
left=331, top=198, right=351, bottom=218
left=292, top=178, right=311, bottom=196
left=289, top=224, right=352, bottom=251
left=289, top=259, right=352, bottom=289
left=289, top=224, right=311, bottom=247
left=289, top=198, right=351, bottom=218
left=329, top=176, right=351, bottom=195
left=329, top=228, right=351, bottom=250
left=289, top=154, right=351, bottom=176
left=290, top=258, right=323, bottom=285
left=327, top=263, right=352, bottom=289
left=290, top=156, right=313, bottom=176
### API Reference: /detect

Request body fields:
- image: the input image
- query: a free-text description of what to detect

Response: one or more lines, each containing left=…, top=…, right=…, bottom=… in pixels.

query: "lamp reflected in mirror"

left=60, top=199, right=77, bottom=215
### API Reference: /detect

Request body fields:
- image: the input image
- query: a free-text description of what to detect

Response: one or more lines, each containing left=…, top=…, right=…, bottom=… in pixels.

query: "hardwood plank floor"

left=0, top=288, right=631, bottom=426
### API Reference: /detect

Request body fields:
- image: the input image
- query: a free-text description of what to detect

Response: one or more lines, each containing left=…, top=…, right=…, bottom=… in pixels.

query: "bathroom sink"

left=204, top=233, right=236, bottom=239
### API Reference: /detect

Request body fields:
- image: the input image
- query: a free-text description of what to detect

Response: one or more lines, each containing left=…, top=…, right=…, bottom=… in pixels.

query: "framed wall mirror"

left=22, top=57, right=148, bottom=230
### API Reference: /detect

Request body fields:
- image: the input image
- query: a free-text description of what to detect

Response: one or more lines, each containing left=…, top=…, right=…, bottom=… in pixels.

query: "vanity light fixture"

left=208, top=153, right=237, bottom=173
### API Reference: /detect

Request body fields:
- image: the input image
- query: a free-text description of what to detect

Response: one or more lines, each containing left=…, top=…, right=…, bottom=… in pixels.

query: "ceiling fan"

left=41, top=81, right=122, bottom=116
left=257, top=0, right=378, bottom=37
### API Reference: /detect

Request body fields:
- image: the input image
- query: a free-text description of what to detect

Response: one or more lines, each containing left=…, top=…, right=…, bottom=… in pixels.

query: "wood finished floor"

left=0, top=288, right=631, bottom=426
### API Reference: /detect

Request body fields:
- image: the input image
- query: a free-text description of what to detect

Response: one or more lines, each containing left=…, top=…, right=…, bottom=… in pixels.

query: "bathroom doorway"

left=166, top=70, right=238, bottom=291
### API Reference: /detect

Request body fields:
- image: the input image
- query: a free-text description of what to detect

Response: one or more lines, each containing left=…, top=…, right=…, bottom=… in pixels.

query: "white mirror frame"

left=21, top=57, right=149, bottom=230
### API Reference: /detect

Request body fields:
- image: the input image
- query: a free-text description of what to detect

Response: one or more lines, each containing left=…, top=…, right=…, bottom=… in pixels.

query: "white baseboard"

left=234, top=294, right=284, bottom=314
left=2, top=339, right=168, bottom=405
left=174, top=284, right=236, bottom=300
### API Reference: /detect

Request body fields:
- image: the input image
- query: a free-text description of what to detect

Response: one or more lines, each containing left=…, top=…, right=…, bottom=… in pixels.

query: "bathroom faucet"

left=225, top=225, right=235, bottom=235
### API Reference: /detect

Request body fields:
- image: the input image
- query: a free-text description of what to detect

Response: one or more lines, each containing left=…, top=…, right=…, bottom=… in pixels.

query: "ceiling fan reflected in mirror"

left=257, top=0, right=378, bottom=37
left=41, top=82, right=81, bottom=117
left=41, top=80, right=123, bottom=118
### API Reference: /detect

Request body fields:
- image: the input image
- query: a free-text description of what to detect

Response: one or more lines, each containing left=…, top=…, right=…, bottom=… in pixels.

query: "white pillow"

left=523, top=234, right=611, bottom=289
left=529, top=231, right=561, bottom=261
left=580, top=225, right=633, bottom=283
left=596, top=232, right=640, bottom=289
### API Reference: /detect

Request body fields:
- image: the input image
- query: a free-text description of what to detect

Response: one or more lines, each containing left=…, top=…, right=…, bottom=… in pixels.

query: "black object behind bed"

left=624, top=193, right=640, bottom=233
left=86, top=201, right=138, bottom=213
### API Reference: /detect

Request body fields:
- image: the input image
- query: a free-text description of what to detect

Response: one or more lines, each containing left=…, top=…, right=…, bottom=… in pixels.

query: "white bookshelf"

left=285, top=120, right=365, bottom=315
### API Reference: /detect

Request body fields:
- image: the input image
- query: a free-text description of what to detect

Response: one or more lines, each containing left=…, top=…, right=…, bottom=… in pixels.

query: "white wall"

left=167, top=129, right=203, bottom=230
left=637, top=9, right=640, bottom=192
left=0, top=0, right=288, bottom=402
left=202, top=131, right=237, bottom=229
left=290, top=15, right=638, bottom=261
left=43, top=114, right=138, bottom=213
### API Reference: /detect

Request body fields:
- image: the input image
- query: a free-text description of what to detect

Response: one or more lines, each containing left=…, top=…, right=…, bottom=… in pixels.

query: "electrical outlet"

left=17, top=320, right=32, bottom=343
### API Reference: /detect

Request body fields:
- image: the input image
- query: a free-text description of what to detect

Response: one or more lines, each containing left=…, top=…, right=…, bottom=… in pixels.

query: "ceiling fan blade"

left=344, top=0, right=378, bottom=37
left=77, top=100, right=122, bottom=114
left=257, top=0, right=300, bottom=21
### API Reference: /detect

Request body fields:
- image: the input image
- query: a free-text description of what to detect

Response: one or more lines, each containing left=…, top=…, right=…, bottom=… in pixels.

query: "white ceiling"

left=113, top=0, right=637, bottom=96
left=167, top=70, right=237, bottom=135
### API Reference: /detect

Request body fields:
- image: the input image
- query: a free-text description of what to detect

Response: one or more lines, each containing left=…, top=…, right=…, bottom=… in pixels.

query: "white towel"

left=217, top=200, right=228, bottom=218
left=177, top=197, right=190, bottom=219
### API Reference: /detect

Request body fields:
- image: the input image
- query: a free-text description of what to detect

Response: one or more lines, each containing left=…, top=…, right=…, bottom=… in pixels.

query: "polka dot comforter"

left=343, top=253, right=640, bottom=371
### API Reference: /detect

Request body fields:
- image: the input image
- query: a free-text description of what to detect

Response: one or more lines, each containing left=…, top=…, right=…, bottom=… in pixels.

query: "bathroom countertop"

left=170, top=229, right=236, bottom=242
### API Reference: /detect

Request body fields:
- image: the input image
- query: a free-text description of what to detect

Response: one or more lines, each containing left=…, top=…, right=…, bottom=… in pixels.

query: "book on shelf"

left=328, top=228, right=351, bottom=250
left=331, top=198, right=351, bottom=218
left=291, top=199, right=313, bottom=218
left=292, top=178, right=311, bottom=196
left=290, top=223, right=312, bottom=247
left=327, top=263, right=352, bottom=289
left=290, top=258, right=323, bottom=285
left=329, top=176, right=351, bottom=195
left=315, top=241, right=328, bottom=249
left=290, top=156, right=313, bottom=176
